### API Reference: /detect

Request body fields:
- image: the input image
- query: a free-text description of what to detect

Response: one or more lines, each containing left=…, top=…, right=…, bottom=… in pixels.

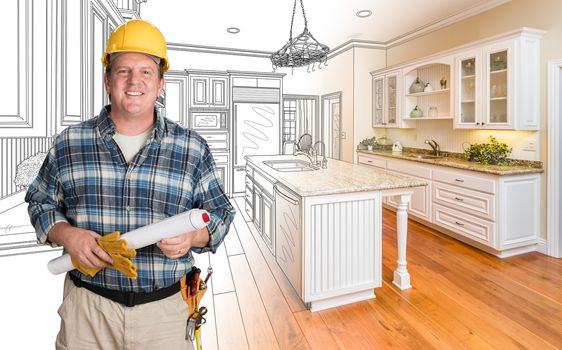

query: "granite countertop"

left=357, top=149, right=544, bottom=176
left=246, top=155, right=428, bottom=197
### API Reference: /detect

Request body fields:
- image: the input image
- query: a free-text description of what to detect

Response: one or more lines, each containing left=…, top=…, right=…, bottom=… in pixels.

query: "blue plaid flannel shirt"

left=26, top=105, right=235, bottom=292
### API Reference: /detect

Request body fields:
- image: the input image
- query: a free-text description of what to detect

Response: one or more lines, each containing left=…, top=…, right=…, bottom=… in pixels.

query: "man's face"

left=104, top=52, right=164, bottom=120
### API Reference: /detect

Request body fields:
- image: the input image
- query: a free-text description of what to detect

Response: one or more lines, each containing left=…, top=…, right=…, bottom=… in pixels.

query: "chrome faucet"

left=313, top=141, right=328, bottom=168
left=293, top=147, right=316, bottom=166
left=424, top=139, right=441, bottom=156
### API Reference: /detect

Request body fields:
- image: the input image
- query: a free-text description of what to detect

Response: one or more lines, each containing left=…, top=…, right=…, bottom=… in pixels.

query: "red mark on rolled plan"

left=202, top=212, right=210, bottom=223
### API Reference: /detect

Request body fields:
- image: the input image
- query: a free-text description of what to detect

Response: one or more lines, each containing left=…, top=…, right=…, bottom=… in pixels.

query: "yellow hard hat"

left=102, top=19, right=169, bottom=72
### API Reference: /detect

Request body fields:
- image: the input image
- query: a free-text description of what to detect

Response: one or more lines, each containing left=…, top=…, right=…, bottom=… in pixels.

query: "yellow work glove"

left=72, top=231, right=138, bottom=279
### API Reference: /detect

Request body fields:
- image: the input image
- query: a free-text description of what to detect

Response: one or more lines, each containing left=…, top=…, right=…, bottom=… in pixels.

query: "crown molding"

left=385, top=0, right=512, bottom=48
left=167, top=42, right=272, bottom=59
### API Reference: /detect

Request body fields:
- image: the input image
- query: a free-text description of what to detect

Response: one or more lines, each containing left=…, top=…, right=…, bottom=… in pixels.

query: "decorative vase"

left=410, top=105, right=423, bottom=118
left=409, top=77, right=425, bottom=93
left=440, top=77, right=447, bottom=89
left=424, top=83, right=433, bottom=92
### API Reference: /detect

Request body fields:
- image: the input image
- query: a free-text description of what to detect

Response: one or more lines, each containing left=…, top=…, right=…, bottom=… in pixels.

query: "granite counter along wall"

left=382, top=120, right=540, bottom=161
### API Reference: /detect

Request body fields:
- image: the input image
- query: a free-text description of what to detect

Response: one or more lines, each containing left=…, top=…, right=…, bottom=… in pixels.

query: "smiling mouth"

left=126, top=91, right=143, bottom=96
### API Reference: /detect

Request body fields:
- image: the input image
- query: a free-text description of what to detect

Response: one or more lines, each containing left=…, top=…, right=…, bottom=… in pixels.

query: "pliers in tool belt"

left=185, top=306, right=207, bottom=341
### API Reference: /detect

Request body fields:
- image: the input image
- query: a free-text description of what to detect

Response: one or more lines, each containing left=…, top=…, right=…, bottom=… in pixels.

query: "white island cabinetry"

left=246, top=155, right=427, bottom=311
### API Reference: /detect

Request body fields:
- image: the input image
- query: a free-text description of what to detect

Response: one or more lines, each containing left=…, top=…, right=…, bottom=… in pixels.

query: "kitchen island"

left=244, top=154, right=427, bottom=311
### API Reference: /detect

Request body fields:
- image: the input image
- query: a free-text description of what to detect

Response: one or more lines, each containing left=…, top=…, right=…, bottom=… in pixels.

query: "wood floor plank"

left=397, top=227, right=562, bottom=346
left=229, top=254, right=280, bottom=350
left=209, top=243, right=235, bottom=294
left=232, top=205, right=310, bottom=350
left=318, top=301, right=404, bottom=349
left=293, top=311, right=340, bottom=350
left=380, top=220, right=560, bottom=349
left=224, top=222, right=245, bottom=256
left=214, top=292, right=249, bottom=350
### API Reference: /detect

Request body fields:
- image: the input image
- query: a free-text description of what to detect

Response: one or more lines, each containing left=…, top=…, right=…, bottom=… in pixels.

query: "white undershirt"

left=113, top=128, right=153, bottom=163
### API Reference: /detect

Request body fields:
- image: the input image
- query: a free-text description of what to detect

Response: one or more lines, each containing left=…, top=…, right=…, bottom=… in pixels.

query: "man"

left=26, top=20, right=235, bottom=349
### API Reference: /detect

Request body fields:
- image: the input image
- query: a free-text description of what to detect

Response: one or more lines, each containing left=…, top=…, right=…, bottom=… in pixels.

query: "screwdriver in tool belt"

left=200, top=267, right=213, bottom=290
left=190, top=268, right=201, bottom=296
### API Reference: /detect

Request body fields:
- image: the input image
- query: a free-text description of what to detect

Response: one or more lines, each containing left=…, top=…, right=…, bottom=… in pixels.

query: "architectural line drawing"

left=1, top=1, right=559, bottom=348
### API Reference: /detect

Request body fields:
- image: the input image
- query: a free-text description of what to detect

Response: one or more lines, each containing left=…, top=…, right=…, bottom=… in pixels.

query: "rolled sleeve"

left=191, top=147, right=236, bottom=254
left=25, top=146, right=68, bottom=247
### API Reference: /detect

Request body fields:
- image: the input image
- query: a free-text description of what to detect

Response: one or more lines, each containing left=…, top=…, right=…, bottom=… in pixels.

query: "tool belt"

left=69, top=268, right=197, bottom=307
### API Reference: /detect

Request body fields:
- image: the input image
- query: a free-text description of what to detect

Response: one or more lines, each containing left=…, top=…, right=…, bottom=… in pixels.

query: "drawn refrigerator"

left=232, top=102, right=281, bottom=195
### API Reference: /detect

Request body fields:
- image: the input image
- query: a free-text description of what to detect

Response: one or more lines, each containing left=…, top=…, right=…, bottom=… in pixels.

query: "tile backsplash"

left=383, top=120, right=540, bottom=161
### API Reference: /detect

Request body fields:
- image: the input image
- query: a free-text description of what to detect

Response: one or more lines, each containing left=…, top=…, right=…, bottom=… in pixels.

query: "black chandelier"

left=271, top=0, right=329, bottom=72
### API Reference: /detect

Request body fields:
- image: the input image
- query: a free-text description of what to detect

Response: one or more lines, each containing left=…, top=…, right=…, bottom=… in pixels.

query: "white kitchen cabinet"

left=262, top=192, right=274, bottom=255
left=432, top=167, right=539, bottom=255
left=245, top=162, right=276, bottom=254
left=211, top=152, right=229, bottom=194
left=454, top=29, right=543, bottom=130
left=162, top=71, right=188, bottom=125
left=372, top=70, right=401, bottom=128
left=402, top=57, right=453, bottom=123
left=356, top=151, right=540, bottom=257
left=188, top=72, right=229, bottom=108
left=360, top=155, right=432, bottom=221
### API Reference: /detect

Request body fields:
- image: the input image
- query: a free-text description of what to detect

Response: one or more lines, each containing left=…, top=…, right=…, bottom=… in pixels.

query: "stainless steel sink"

left=406, top=154, right=443, bottom=160
left=263, top=159, right=318, bottom=172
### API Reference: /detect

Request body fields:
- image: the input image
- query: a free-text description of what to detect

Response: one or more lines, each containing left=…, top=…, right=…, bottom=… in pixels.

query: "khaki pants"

left=56, top=275, right=194, bottom=350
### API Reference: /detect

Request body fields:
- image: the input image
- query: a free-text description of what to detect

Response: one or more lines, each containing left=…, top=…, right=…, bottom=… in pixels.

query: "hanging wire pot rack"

left=271, top=0, right=330, bottom=72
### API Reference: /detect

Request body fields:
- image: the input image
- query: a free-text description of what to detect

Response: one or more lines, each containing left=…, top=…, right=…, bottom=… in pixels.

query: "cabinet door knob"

left=455, top=178, right=465, bottom=182
left=455, top=221, right=465, bottom=226
left=454, top=197, right=464, bottom=201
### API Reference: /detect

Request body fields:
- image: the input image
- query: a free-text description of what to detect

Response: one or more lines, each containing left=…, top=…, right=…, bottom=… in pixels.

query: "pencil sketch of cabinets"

left=187, top=71, right=229, bottom=109
left=162, top=71, right=188, bottom=126
left=50, top=0, right=123, bottom=135
left=0, top=0, right=48, bottom=137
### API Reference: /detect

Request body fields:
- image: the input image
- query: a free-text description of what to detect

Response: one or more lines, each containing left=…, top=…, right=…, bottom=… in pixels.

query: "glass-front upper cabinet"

left=456, top=49, right=481, bottom=128
left=386, top=75, right=397, bottom=126
left=372, top=76, right=384, bottom=126
left=454, top=40, right=514, bottom=129
left=372, top=70, right=401, bottom=128
left=484, top=42, right=513, bottom=128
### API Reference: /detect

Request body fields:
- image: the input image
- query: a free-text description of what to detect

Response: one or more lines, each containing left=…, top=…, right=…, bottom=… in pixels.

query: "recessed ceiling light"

left=227, top=27, right=240, bottom=34
left=356, top=10, right=372, bottom=18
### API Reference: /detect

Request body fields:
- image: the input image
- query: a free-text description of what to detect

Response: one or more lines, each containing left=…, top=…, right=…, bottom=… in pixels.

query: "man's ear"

left=158, top=76, right=164, bottom=95
left=104, top=74, right=112, bottom=101
left=104, top=73, right=110, bottom=93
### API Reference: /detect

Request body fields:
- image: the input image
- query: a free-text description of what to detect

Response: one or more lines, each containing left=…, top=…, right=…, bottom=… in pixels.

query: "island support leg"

left=392, top=194, right=412, bottom=290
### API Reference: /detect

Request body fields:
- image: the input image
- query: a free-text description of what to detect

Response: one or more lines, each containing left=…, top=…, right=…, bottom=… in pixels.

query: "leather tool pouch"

left=180, top=270, right=207, bottom=315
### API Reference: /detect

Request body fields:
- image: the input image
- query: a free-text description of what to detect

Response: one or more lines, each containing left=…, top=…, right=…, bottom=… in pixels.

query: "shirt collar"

left=96, top=105, right=166, bottom=141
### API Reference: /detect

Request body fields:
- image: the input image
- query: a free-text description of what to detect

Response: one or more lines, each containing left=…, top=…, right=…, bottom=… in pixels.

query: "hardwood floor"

left=192, top=198, right=562, bottom=350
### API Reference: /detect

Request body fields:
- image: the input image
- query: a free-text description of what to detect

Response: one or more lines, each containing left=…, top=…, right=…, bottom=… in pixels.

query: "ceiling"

left=139, top=0, right=505, bottom=53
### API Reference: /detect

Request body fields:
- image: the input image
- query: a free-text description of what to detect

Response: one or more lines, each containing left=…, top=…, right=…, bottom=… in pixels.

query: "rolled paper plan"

left=47, top=209, right=211, bottom=275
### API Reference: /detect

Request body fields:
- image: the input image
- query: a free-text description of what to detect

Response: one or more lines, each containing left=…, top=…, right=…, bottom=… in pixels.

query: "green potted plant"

left=463, top=135, right=512, bottom=165
left=360, top=137, right=377, bottom=151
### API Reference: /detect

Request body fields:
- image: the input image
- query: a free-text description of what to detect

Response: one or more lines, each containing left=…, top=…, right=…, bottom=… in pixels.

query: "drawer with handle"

left=213, top=154, right=228, bottom=164
left=433, top=203, right=494, bottom=246
left=245, top=185, right=253, bottom=204
left=433, top=169, right=495, bottom=194
left=358, top=154, right=386, bottom=169
left=207, top=140, right=228, bottom=151
left=433, top=182, right=495, bottom=221
left=200, top=133, right=228, bottom=141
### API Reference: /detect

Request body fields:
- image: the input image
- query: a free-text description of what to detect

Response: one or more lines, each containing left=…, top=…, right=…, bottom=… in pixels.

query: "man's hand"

left=156, top=227, right=210, bottom=259
left=48, top=222, right=113, bottom=270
